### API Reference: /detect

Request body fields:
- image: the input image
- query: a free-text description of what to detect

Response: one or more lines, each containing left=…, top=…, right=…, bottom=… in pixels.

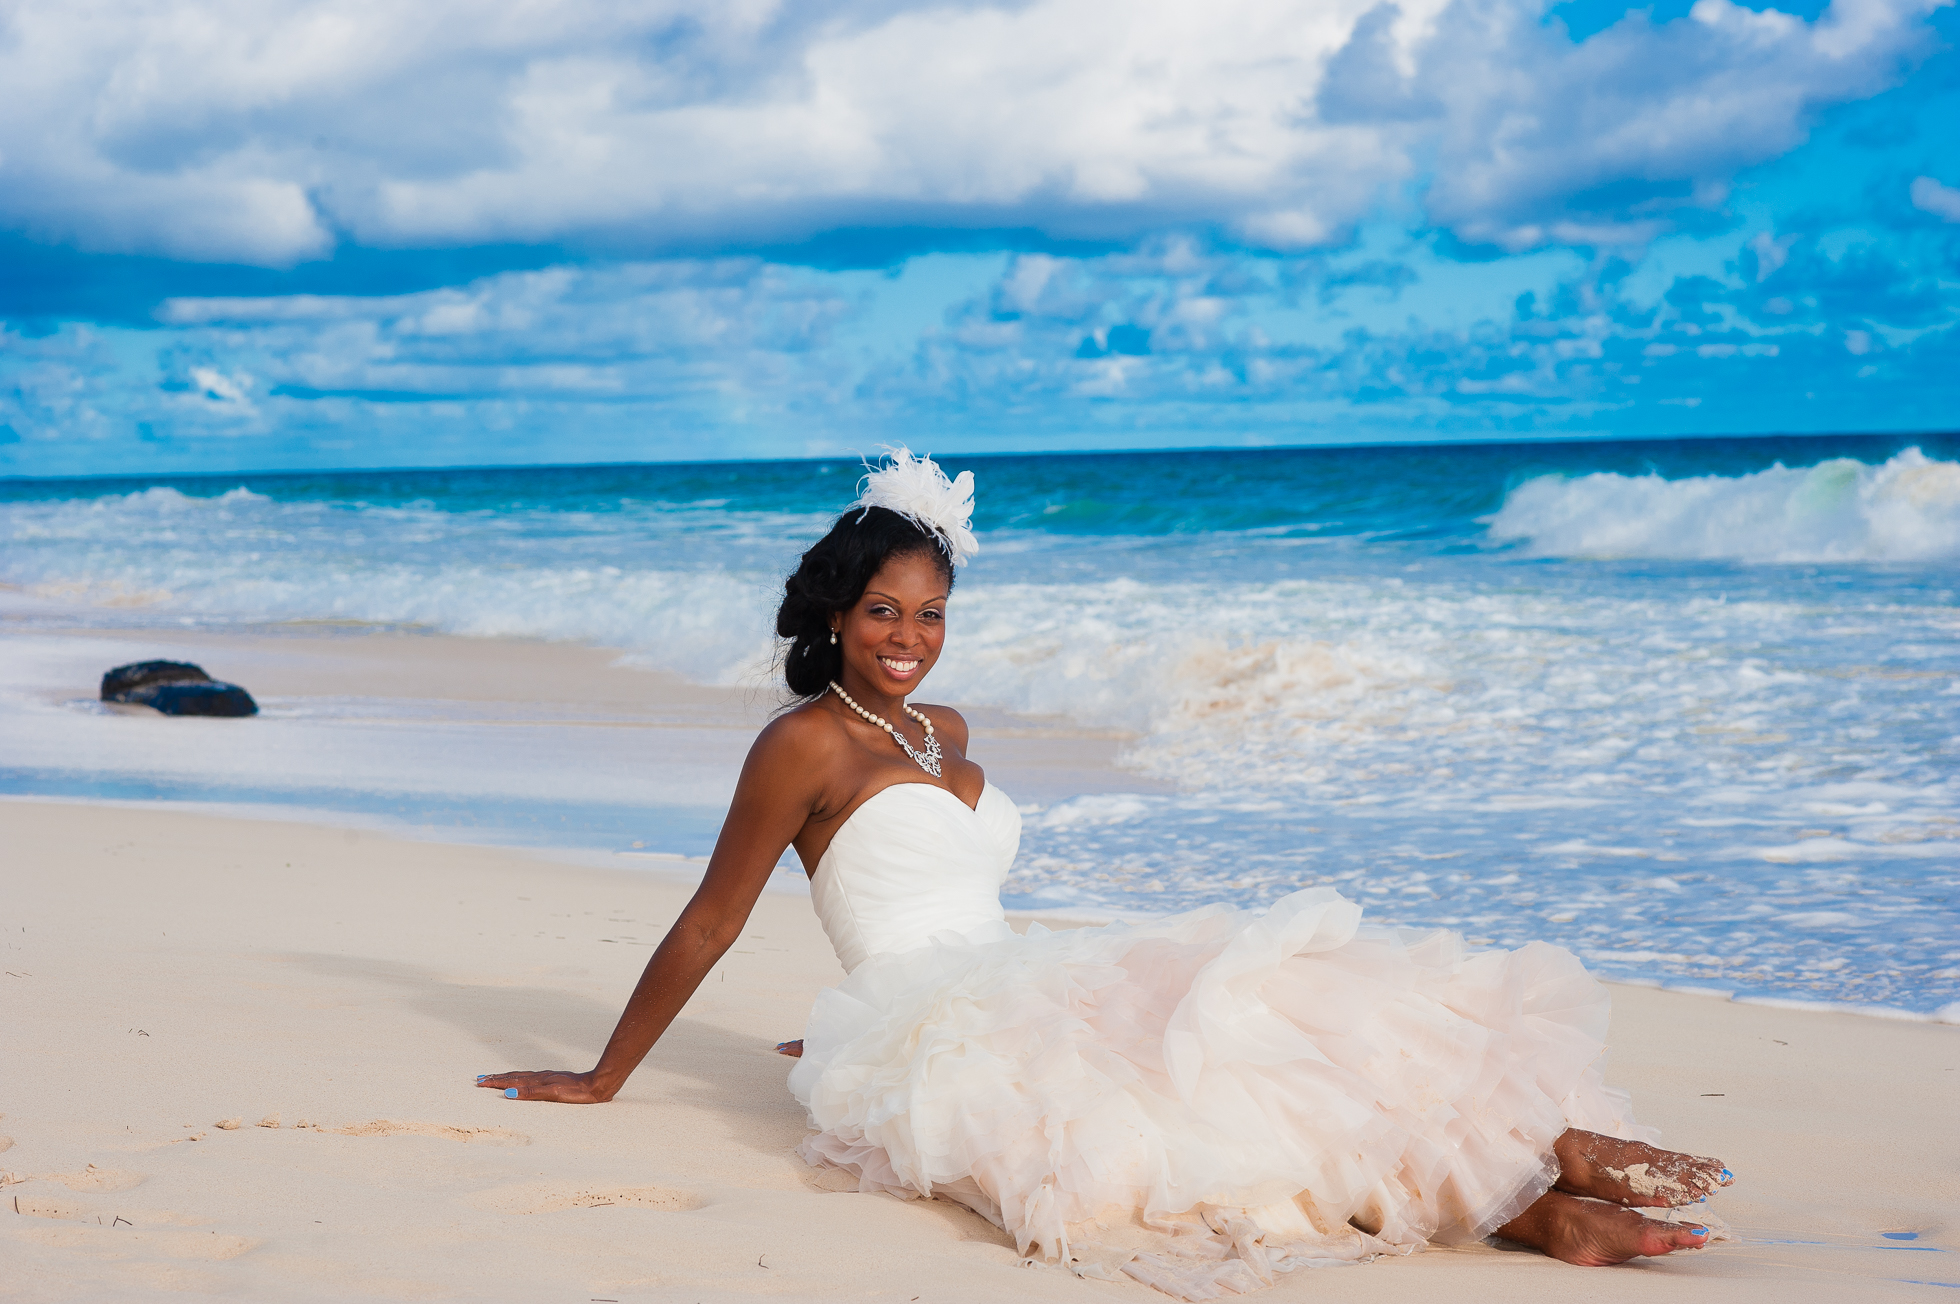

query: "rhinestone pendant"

left=890, top=726, right=943, bottom=777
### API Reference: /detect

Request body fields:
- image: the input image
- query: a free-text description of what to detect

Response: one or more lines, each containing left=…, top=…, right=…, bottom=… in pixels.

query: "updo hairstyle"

left=777, top=506, right=955, bottom=698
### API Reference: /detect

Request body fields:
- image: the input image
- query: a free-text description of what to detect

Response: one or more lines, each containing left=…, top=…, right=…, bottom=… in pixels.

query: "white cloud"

left=188, top=365, right=253, bottom=406
left=1911, top=175, right=1960, bottom=221
left=5, top=215, right=1954, bottom=474
left=1749, top=230, right=1797, bottom=280
left=1420, top=0, right=1945, bottom=248
left=0, top=0, right=1944, bottom=264
left=152, top=259, right=858, bottom=402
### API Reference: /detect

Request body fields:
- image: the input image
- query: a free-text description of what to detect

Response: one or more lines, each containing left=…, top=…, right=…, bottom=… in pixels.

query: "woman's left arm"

left=477, top=715, right=829, bottom=1103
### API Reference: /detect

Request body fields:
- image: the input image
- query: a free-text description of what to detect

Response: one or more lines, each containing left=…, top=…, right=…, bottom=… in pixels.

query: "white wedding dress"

left=789, top=782, right=1653, bottom=1299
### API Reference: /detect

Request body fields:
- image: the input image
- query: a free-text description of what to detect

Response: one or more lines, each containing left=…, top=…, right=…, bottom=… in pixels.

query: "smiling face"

left=832, top=550, right=949, bottom=701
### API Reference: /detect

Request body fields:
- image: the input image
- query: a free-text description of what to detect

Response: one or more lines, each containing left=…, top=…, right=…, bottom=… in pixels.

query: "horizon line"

left=4, top=428, right=1952, bottom=487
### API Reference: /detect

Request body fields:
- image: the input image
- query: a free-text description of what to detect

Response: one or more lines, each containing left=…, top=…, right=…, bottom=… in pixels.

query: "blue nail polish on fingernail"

left=1720, top=1168, right=1732, bottom=1181
left=504, top=1088, right=518, bottom=1098
left=1689, top=1226, right=1707, bottom=1236
left=475, top=1075, right=487, bottom=1081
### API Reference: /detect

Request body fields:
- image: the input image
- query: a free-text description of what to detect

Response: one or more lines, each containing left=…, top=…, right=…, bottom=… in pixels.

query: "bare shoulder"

left=748, top=701, right=847, bottom=769
left=913, top=703, right=971, bottom=752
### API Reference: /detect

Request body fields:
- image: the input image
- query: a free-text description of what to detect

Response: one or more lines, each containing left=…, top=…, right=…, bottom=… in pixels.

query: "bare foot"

left=1554, top=1129, right=1731, bottom=1208
left=776, top=1039, right=803, bottom=1057
left=1497, top=1190, right=1713, bottom=1265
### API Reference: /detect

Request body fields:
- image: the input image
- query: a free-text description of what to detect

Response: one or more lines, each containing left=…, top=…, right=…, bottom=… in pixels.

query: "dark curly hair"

left=777, top=506, right=955, bottom=698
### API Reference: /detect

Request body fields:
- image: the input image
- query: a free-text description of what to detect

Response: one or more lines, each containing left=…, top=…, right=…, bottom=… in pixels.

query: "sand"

left=0, top=622, right=1168, bottom=853
left=1, top=622, right=1956, bottom=1301
left=1, top=800, right=1954, bottom=1303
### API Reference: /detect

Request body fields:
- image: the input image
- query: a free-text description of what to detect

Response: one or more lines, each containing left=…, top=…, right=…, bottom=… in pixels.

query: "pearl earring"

left=829, top=630, right=838, bottom=645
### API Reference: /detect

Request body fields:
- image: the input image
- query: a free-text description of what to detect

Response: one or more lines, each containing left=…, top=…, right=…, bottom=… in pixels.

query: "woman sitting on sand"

left=479, top=450, right=1732, bottom=1299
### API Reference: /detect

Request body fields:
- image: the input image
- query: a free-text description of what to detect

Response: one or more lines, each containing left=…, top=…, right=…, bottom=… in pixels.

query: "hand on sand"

left=475, top=1070, right=613, bottom=1103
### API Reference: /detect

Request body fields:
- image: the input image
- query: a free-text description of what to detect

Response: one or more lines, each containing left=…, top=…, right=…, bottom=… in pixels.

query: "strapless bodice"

left=810, top=781, right=1021, bottom=972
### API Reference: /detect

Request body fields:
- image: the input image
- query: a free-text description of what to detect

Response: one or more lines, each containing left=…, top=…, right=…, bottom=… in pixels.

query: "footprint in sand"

left=11, top=1195, right=214, bottom=1228
left=11, top=1190, right=254, bottom=1261
left=466, top=1182, right=705, bottom=1214
left=21, top=1223, right=259, bottom=1261
left=10, top=1165, right=254, bottom=1272
left=177, top=1117, right=523, bottom=1144
left=42, top=1165, right=146, bottom=1193
left=333, top=1120, right=530, bottom=1145
left=11, top=1194, right=92, bottom=1220
left=804, top=1167, right=862, bottom=1193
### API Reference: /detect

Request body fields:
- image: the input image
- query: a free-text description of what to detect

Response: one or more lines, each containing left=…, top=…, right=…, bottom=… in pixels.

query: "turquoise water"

left=9, top=432, right=1955, bottom=544
left=4, top=434, right=1958, bottom=1016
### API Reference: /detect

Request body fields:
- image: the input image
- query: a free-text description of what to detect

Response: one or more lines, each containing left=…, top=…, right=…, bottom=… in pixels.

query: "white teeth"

left=880, top=657, right=919, bottom=672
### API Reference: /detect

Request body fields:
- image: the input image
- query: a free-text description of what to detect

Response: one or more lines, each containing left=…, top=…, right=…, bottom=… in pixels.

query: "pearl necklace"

left=828, top=680, right=943, bottom=777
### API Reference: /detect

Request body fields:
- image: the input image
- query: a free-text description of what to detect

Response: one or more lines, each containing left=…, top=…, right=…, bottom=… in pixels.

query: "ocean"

left=3, top=434, right=1957, bottom=1018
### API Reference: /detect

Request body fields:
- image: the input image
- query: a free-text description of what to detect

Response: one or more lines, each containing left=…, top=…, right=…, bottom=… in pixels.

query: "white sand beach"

left=2, top=624, right=1955, bottom=1302
left=7, top=0, right=1960, bottom=1291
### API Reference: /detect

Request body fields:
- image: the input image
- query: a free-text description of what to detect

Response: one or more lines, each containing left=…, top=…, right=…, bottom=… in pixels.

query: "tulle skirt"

left=788, top=887, right=1652, bottom=1300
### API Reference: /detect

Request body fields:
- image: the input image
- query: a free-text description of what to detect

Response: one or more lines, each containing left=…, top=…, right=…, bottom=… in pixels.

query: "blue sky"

left=2, top=0, right=1956, bottom=476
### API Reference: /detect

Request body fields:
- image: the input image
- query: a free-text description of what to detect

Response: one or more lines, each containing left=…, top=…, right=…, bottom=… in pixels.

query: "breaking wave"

left=3, top=446, right=1958, bottom=1013
left=1487, top=448, right=1960, bottom=562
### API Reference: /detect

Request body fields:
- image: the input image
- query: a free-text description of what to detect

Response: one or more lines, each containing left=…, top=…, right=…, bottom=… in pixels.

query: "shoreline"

left=5, top=788, right=1957, bottom=1031
left=2, top=797, right=1954, bottom=1302
left=0, top=617, right=1166, bottom=865
left=2, top=614, right=1954, bottom=1024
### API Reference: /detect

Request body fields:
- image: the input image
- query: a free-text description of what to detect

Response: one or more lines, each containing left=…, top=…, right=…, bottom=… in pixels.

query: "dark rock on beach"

left=101, top=660, right=208, bottom=698
left=133, top=682, right=260, bottom=716
left=101, top=660, right=259, bottom=717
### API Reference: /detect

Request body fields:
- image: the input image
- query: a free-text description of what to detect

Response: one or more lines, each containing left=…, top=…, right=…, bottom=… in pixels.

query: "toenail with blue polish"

left=504, top=1088, right=518, bottom=1098
left=1689, top=1226, right=1707, bottom=1236
left=1720, top=1168, right=1732, bottom=1181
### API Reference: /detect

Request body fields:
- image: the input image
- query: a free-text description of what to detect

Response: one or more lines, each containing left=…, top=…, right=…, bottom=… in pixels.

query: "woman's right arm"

left=477, top=714, right=833, bottom=1103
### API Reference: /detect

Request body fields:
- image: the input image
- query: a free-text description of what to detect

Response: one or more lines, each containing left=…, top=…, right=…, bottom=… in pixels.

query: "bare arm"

left=478, top=715, right=831, bottom=1103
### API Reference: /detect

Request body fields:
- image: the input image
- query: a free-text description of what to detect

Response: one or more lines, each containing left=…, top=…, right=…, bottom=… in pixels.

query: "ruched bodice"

left=811, top=781, right=1021, bottom=973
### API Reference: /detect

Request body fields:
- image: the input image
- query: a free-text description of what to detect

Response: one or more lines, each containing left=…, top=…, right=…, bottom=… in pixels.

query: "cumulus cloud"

left=1420, top=0, right=1949, bottom=248
left=1912, top=175, right=1960, bottom=220
left=0, top=0, right=1944, bottom=264
left=838, top=218, right=1960, bottom=437
left=149, top=259, right=861, bottom=404
left=0, top=257, right=873, bottom=463
left=187, top=366, right=254, bottom=407
left=9, top=207, right=1952, bottom=476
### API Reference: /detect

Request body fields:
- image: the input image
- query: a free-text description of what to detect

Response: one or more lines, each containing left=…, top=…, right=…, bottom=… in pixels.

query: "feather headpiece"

left=850, top=447, right=978, bottom=567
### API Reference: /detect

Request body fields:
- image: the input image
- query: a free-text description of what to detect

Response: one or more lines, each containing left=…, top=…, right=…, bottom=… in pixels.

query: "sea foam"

left=3, top=443, right=1957, bottom=1014
left=1487, top=448, right=1960, bottom=562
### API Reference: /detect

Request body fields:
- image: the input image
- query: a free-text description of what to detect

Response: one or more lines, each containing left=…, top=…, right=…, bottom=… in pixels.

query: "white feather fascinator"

left=850, top=447, right=978, bottom=567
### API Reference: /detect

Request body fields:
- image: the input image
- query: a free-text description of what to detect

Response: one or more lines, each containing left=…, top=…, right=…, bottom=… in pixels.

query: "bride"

left=478, top=451, right=1731, bottom=1298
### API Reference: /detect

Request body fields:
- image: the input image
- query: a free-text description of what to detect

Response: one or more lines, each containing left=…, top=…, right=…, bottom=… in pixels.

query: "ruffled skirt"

left=788, top=887, right=1652, bottom=1299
